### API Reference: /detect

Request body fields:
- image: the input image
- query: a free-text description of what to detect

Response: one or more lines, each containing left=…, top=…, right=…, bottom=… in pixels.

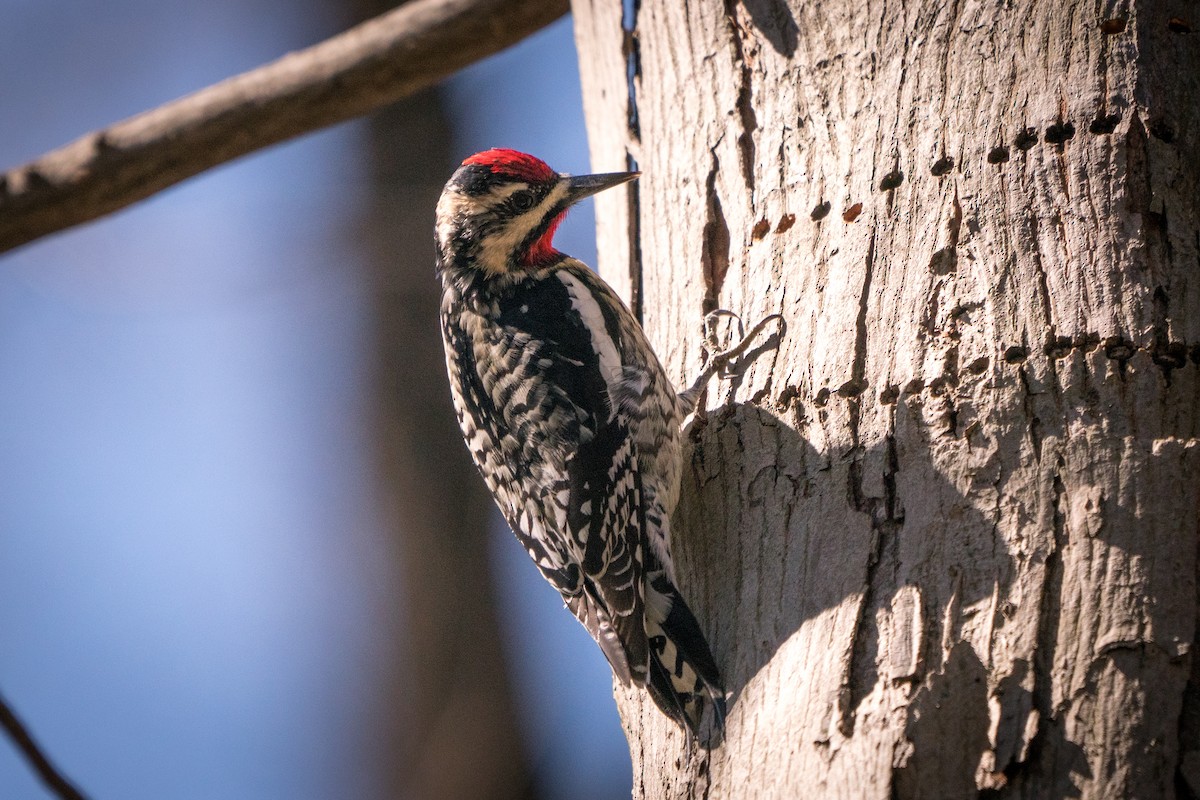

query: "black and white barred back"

left=435, top=149, right=725, bottom=736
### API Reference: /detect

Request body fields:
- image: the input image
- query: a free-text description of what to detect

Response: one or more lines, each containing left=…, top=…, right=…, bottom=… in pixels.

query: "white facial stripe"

left=558, top=271, right=622, bottom=417
left=475, top=181, right=569, bottom=272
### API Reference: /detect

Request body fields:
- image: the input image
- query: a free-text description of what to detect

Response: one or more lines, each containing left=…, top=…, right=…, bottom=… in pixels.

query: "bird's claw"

left=702, top=309, right=745, bottom=355
left=702, top=309, right=784, bottom=373
left=678, top=310, right=784, bottom=410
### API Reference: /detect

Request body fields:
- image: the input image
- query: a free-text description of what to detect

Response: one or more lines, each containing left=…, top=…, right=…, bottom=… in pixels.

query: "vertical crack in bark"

left=1018, top=364, right=1043, bottom=461
left=920, top=279, right=944, bottom=339
left=1144, top=190, right=1180, bottom=383
left=1152, top=284, right=1174, bottom=385
left=1019, top=464, right=1068, bottom=791
left=881, top=31, right=911, bottom=219
left=930, top=188, right=962, bottom=275
left=850, top=229, right=876, bottom=400
left=621, top=0, right=641, bottom=142
left=932, top=0, right=964, bottom=124
left=700, top=154, right=730, bottom=315
left=621, top=0, right=643, bottom=324
left=1123, top=114, right=1160, bottom=357
left=627, top=151, right=643, bottom=324
left=1124, top=111, right=1150, bottom=209
left=841, top=560, right=876, bottom=736
left=842, top=230, right=895, bottom=732
left=845, top=229, right=877, bottom=515
left=883, top=425, right=901, bottom=525
left=722, top=0, right=757, bottom=191
left=1024, top=213, right=1062, bottom=393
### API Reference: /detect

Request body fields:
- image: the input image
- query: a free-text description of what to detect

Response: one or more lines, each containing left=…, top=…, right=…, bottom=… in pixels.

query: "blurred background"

left=0, top=2, right=631, bottom=798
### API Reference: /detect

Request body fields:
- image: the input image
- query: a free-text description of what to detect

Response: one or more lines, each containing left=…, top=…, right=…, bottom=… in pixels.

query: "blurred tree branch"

left=0, top=0, right=567, bottom=257
left=0, top=690, right=88, bottom=800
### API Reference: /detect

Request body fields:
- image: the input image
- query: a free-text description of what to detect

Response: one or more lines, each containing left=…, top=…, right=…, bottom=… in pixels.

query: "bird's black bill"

left=565, top=172, right=639, bottom=204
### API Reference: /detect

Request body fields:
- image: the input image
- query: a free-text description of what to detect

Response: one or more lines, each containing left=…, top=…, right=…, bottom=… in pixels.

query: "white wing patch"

left=558, top=270, right=623, bottom=417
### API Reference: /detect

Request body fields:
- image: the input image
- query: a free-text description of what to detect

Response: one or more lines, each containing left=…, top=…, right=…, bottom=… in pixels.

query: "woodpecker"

left=436, top=149, right=776, bottom=738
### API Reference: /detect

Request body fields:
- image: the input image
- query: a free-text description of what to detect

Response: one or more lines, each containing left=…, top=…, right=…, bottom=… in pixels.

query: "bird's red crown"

left=462, top=149, right=557, bottom=183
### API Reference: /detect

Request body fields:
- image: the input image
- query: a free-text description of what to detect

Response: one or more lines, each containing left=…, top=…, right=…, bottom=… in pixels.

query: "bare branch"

left=0, top=0, right=568, bottom=256
left=0, top=690, right=89, bottom=800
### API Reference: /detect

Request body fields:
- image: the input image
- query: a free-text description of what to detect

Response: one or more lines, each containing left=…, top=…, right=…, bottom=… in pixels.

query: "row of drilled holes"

left=789, top=335, right=1198, bottom=412
left=1102, top=16, right=1193, bottom=35
left=744, top=109, right=1180, bottom=237
left=766, top=17, right=1194, bottom=404
left=1003, top=337, right=1198, bottom=368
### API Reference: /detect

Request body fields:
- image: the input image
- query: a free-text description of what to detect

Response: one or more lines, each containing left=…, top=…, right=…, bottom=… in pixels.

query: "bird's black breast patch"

left=492, top=274, right=613, bottom=425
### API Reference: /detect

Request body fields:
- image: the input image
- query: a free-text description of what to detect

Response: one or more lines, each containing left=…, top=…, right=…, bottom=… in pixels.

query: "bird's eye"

left=512, top=190, right=536, bottom=211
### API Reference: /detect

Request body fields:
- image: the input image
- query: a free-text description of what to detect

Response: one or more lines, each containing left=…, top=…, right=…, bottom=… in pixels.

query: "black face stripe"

left=506, top=188, right=537, bottom=214
left=514, top=199, right=570, bottom=261
left=500, top=182, right=555, bottom=215
left=451, top=164, right=556, bottom=204
left=452, top=164, right=504, bottom=196
left=509, top=192, right=533, bottom=213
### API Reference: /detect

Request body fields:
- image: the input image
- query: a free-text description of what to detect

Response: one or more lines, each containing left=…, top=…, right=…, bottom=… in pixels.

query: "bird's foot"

left=701, top=309, right=784, bottom=375
left=678, top=309, right=784, bottom=410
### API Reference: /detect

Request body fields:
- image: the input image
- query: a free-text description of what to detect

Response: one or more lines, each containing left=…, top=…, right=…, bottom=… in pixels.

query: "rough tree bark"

left=574, top=1, right=1200, bottom=797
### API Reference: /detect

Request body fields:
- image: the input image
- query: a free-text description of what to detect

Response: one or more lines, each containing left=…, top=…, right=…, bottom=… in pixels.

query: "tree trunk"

left=573, top=1, right=1200, bottom=797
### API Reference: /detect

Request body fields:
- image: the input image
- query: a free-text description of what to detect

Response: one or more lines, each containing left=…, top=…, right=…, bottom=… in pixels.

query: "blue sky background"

left=0, top=4, right=628, bottom=798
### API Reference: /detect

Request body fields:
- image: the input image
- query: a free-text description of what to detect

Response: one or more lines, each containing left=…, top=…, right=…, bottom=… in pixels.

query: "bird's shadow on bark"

left=738, top=0, right=799, bottom=58
left=673, top=400, right=1088, bottom=797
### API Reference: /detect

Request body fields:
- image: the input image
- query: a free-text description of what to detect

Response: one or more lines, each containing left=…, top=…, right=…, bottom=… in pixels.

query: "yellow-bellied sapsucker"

left=436, top=149, right=775, bottom=737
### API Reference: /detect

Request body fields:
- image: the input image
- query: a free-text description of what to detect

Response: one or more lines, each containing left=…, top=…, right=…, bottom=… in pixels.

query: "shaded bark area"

left=350, top=81, right=537, bottom=799
left=574, top=0, right=1200, bottom=797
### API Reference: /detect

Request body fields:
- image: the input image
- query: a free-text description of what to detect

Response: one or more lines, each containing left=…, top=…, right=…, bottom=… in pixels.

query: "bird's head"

left=435, top=148, right=638, bottom=276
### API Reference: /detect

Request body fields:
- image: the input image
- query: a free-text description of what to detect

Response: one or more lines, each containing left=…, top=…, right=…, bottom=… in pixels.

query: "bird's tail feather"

left=644, top=573, right=726, bottom=741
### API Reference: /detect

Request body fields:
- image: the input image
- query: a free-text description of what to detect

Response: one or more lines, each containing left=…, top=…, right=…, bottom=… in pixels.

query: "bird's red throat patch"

left=521, top=211, right=566, bottom=268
